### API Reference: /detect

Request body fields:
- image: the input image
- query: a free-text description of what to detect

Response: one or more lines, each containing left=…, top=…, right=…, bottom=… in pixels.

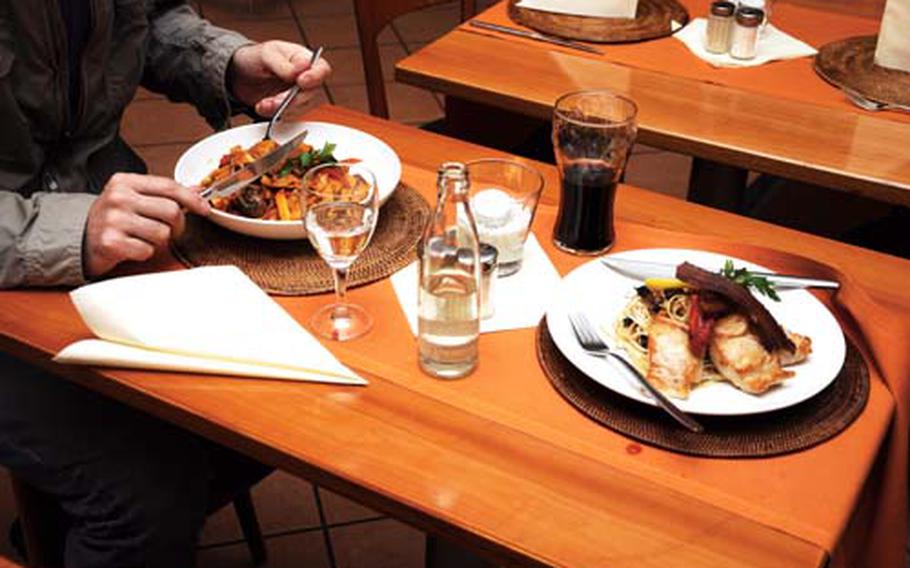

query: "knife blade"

left=601, top=258, right=840, bottom=290
left=468, top=20, right=605, bottom=55
left=199, top=129, right=309, bottom=201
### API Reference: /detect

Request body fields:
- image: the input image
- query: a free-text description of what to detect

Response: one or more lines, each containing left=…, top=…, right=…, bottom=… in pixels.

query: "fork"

left=842, top=87, right=910, bottom=114
left=567, top=312, right=704, bottom=433
left=263, top=47, right=324, bottom=140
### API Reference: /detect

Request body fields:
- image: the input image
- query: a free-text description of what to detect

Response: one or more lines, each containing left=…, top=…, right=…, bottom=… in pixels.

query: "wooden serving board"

left=508, top=0, right=689, bottom=44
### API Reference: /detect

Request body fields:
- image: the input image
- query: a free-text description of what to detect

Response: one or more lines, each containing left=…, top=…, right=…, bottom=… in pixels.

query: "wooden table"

left=395, top=0, right=910, bottom=206
left=1, top=105, right=908, bottom=567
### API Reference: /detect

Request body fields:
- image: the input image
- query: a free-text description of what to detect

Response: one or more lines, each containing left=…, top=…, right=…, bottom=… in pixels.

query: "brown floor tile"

left=624, top=150, right=692, bottom=200
left=298, top=13, right=398, bottom=49
left=289, top=0, right=354, bottom=16
left=133, top=143, right=192, bottom=177
left=198, top=529, right=330, bottom=568
left=201, top=472, right=321, bottom=546
left=318, top=489, right=382, bottom=525
left=392, top=2, right=461, bottom=45
left=325, top=44, right=407, bottom=87
left=331, top=519, right=424, bottom=568
left=121, top=99, right=214, bottom=146
left=330, top=82, right=442, bottom=124
left=631, top=143, right=663, bottom=155
left=199, top=0, right=293, bottom=23
left=133, top=86, right=164, bottom=102
left=214, top=18, right=305, bottom=43
left=0, top=470, right=18, bottom=558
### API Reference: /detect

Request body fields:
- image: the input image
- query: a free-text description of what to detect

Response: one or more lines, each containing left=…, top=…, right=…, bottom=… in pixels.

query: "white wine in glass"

left=303, top=163, right=379, bottom=341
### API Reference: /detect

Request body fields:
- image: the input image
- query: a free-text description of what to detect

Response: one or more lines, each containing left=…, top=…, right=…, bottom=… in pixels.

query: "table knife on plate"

left=199, top=129, right=309, bottom=201
left=601, top=258, right=840, bottom=290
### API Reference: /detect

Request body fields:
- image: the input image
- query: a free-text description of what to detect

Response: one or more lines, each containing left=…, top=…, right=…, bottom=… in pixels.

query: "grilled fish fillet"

left=646, top=316, right=701, bottom=399
left=709, top=314, right=793, bottom=395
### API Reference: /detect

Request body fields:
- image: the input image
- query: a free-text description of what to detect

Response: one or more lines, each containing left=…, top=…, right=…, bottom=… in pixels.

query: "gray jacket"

left=0, top=0, right=251, bottom=288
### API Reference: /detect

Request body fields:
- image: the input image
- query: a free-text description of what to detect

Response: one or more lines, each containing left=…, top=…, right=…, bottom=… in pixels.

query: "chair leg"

left=233, top=490, right=267, bottom=566
left=9, top=477, right=63, bottom=568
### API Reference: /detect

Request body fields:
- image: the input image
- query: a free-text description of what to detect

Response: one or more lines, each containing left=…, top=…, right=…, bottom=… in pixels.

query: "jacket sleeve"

left=0, top=190, right=96, bottom=288
left=142, top=0, right=254, bottom=129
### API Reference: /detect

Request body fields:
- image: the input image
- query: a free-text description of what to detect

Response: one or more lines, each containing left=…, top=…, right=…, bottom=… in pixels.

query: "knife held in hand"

left=199, top=129, right=309, bottom=201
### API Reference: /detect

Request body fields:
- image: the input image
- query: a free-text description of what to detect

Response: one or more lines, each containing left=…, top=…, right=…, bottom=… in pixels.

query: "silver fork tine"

left=567, top=311, right=704, bottom=433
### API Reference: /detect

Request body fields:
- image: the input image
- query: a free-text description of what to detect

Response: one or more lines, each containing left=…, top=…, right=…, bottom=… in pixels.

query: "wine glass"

left=302, top=162, right=379, bottom=341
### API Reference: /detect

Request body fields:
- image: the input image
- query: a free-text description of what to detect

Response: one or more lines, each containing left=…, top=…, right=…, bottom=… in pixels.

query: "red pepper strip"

left=688, top=294, right=716, bottom=358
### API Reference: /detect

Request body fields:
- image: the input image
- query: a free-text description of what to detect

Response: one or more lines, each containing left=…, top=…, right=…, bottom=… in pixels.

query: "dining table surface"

left=2, top=104, right=910, bottom=567
left=395, top=0, right=910, bottom=206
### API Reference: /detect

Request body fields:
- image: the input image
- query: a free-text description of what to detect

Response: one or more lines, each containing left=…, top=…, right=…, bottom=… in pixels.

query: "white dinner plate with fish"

left=174, top=121, right=401, bottom=240
left=545, top=248, right=846, bottom=416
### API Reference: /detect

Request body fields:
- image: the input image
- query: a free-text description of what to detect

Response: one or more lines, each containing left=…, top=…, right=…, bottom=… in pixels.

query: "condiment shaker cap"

left=710, top=1, right=736, bottom=17
left=735, top=6, right=764, bottom=26
left=479, top=243, right=499, bottom=273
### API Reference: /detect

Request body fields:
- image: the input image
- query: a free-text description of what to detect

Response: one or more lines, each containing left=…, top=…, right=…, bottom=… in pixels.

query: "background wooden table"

left=395, top=0, right=910, bottom=206
left=2, top=106, right=908, bottom=567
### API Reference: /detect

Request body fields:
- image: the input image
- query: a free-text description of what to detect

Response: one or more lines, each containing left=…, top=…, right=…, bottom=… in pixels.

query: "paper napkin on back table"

left=55, top=266, right=366, bottom=385
left=516, top=0, right=639, bottom=19
left=675, top=19, right=816, bottom=68
left=391, top=234, right=561, bottom=335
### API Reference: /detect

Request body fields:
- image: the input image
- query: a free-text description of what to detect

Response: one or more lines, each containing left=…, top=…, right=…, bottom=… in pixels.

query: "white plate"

left=174, top=121, right=401, bottom=240
left=545, top=248, right=846, bottom=416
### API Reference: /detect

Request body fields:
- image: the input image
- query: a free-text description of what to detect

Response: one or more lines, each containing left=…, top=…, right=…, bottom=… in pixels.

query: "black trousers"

left=0, top=353, right=271, bottom=568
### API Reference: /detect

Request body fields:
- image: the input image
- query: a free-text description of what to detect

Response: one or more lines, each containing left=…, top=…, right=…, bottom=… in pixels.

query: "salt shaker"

left=730, top=7, right=763, bottom=60
left=705, top=1, right=736, bottom=54
left=478, top=243, right=498, bottom=320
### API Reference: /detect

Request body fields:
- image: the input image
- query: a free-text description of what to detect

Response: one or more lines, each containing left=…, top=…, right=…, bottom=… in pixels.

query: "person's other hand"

left=83, top=174, right=210, bottom=279
left=229, top=41, right=331, bottom=117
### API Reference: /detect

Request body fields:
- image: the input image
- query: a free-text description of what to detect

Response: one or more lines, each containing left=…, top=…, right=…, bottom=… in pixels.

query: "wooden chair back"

left=352, top=0, right=476, bottom=118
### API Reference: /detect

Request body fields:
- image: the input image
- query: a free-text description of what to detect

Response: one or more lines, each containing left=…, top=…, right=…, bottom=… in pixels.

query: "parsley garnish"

left=720, top=260, right=781, bottom=302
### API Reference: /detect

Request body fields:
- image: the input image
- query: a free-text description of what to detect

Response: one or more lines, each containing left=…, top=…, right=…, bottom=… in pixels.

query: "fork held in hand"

left=567, top=312, right=704, bottom=433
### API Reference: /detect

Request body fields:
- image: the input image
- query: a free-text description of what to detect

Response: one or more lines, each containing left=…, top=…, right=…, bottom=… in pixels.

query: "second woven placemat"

left=173, top=184, right=430, bottom=295
left=537, top=318, right=868, bottom=458
left=815, top=35, right=910, bottom=108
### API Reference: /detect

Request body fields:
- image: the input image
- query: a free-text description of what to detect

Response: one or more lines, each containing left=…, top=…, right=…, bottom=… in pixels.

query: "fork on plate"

left=567, top=312, right=704, bottom=433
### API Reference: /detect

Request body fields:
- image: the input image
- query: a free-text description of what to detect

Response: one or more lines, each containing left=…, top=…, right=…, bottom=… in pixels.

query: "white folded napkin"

left=55, top=266, right=366, bottom=385
left=675, top=19, right=817, bottom=68
left=391, top=234, right=561, bottom=335
left=516, top=0, right=638, bottom=19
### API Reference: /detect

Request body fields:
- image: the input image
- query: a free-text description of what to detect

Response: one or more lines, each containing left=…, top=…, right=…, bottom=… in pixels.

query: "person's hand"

left=229, top=41, right=332, bottom=117
left=83, top=174, right=210, bottom=279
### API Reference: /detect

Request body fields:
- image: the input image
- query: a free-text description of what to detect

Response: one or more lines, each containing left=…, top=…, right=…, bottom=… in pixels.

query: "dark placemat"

left=815, top=35, right=910, bottom=107
left=537, top=318, right=868, bottom=458
left=508, top=0, right=689, bottom=44
left=173, top=184, right=430, bottom=295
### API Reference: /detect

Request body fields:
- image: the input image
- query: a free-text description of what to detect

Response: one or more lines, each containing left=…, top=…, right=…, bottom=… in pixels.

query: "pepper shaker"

left=705, top=1, right=736, bottom=54
left=730, top=7, right=764, bottom=60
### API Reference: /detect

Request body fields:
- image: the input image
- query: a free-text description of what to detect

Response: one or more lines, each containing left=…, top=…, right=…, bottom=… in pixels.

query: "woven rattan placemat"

left=508, top=0, right=689, bottom=43
left=815, top=35, right=910, bottom=108
left=537, top=318, right=868, bottom=458
left=173, top=185, right=430, bottom=295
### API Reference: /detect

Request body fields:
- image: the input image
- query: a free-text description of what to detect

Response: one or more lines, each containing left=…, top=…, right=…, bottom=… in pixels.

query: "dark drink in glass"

left=553, top=162, right=617, bottom=254
left=552, top=90, right=637, bottom=255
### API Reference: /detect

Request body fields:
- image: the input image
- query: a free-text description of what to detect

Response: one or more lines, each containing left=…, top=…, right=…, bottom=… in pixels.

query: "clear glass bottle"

left=417, top=162, right=481, bottom=379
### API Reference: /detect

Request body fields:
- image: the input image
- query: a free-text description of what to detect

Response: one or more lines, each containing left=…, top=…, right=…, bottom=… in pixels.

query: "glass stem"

left=332, top=267, right=350, bottom=320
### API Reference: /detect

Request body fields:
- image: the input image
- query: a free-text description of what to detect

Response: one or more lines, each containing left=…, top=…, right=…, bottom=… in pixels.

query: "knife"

left=468, top=20, right=605, bottom=55
left=199, top=129, right=309, bottom=201
left=601, top=258, right=840, bottom=290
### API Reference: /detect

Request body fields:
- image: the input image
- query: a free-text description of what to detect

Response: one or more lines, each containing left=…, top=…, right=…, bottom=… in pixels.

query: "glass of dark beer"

left=552, top=90, right=637, bottom=255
